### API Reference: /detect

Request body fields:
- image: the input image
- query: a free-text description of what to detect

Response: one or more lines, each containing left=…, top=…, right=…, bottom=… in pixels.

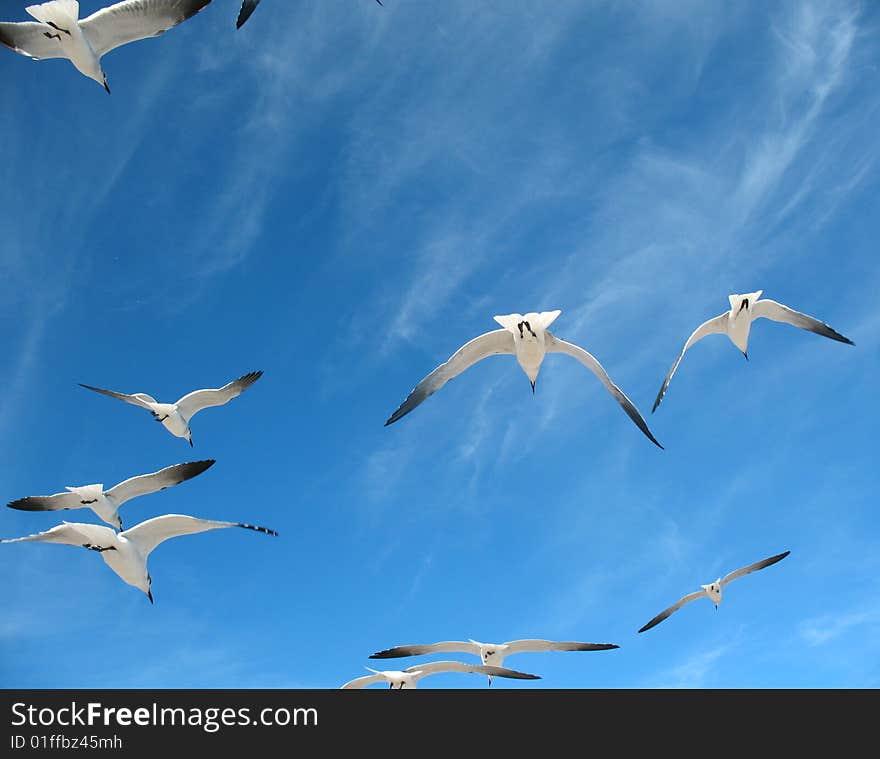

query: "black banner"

left=0, top=689, right=867, bottom=752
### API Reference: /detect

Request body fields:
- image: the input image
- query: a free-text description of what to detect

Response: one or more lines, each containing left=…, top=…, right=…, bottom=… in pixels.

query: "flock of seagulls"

left=1, top=2, right=859, bottom=689
left=3, top=371, right=275, bottom=604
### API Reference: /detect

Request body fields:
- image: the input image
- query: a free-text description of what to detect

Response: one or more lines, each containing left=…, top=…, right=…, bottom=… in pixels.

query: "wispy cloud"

left=799, top=606, right=880, bottom=647
left=644, top=643, right=732, bottom=688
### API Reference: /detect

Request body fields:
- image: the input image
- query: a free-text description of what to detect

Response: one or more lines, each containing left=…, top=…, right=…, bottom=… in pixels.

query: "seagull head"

left=701, top=580, right=723, bottom=608
left=728, top=290, right=763, bottom=318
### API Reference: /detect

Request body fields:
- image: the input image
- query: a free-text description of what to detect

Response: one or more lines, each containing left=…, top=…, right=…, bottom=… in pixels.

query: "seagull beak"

left=147, top=590, right=154, bottom=604
left=103, top=80, right=110, bottom=94
left=742, top=351, right=748, bottom=361
left=188, top=438, right=193, bottom=447
left=530, top=380, right=536, bottom=394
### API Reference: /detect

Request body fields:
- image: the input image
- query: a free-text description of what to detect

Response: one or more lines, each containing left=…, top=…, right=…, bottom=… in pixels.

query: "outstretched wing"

left=235, top=0, right=260, bottom=28
left=175, top=371, right=263, bottom=420
left=79, top=383, right=158, bottom=409
left=545, top=333, right=662, bottom=448
left=369, top=641, right=479, bottom=659
left=105, top=460, right=215, bottom=507
left=652, top=313, right=728, bottom=412
left=502, top=639, right=619, bottom=654
left=340, top=672, right=386, bottom=689
left=406, top=661, right=540, bottom=681
left=120, top=513, right=276, bottom=557
left=751, top=300, right=854, bottom=345
left=7, top=491, right=82, bottom=513
left=81, top=0, right=213, bottom=58
left=0, top=22, right=68, bottom=59
left=1, top=522, right=116, bottom=549
left=721, top=550, right=790, bottom=587
left=638, top=590, right=704, bottom=633
left=385, top=330, right=516, bottom=426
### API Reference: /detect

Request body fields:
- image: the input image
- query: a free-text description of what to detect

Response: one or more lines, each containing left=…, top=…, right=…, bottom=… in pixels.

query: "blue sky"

left=1, top=0, right=878, bottom=688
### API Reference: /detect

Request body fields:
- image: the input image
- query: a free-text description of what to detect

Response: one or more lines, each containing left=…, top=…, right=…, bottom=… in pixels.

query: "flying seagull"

left=638, top=550, right=791, bottom=633
left=653, top=291, right=854, bottom=412
left=0, top=0, right=213, bottom=92
left=1, top=513, right=277, bottom=603
left=235, top=0, right=383, bottom=31
left=385, top=310, right=662, bottom=447
left=79, top=370, right=263, bottom=446
left=7, top=460, right=215, bottom=530
left=340, top=661, right=540, bottom=690
left=370, top=638, right=619, bottom=686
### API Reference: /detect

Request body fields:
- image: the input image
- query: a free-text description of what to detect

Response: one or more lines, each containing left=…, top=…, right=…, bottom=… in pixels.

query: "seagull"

left=653, top=291, right=854, bottom=412
left=1, top=513, right=277, bottom=603
left=79, top=370, right=263, bottom=446
left=7, top=460, right=215, bottom=530
left=235, top=0, right=383, bottom=31
left=370, top=638, right=620, bottom=686
left=638, top=550, right=791, bottom=633
left=385, top=310, right=662, bottom=448
left=0, top=0, right=213, bottom=92
left=340, top=661, right=541, bottom=690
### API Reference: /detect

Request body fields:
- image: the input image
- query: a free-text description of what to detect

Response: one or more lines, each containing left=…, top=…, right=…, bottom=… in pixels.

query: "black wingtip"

left=147, top=590, right=154, bottom=604
left=238, top=523, right=279, bottom=537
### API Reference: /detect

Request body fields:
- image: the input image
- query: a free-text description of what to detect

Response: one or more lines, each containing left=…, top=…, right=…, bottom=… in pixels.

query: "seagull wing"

left=0, top=22, right=68, bottom=59
left=105, top=460, right=215, bottom=507
left=120, top=513, right=276, bottom=558
left=340, top=672, right=386, bottom=689
left=369, top=641, right=479, bottom=659
left=79, top=383, right=158, bottom=409
left=545, top=333, right=662, bottom=448
left=1, top=522, right=116, bottom=548
left=385, top=329, right=515, bottom=425
left=638, top=590, right=705, bottom=633
left=502, top=639, right=619, bottom=654
left=80, top=0, right=213, bottom=58
left=406, top=661, right=540, bottom=681
left=720, top=550, right=790, bottom=588
left=235, top=0, right=260, bottom=28
left=652, top=313, right=728, bottom=412
left=751, top=299, right=854, bottom=345
left=175, top=371, right=263, bottom=420
left=7, top=491, right=82, bottom=513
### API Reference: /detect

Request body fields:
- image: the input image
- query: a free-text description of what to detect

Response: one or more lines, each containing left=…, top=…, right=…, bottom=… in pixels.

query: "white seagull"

left=340, top=661, right=541, bottom=690
left=1, top=513, right=277, bottom=603
left=370, top=638, right=620, bottom=686
left=235, top=0, right=382, bottom=31
left=7, top=460, right=215, bottom=530
left=653, top=291, right=854, bottom=412
left=385, top=310, right=662, bottom=448
left=0, top=0, right=213, bottom=92
left=638, top=550, right=790, bottom=633
left=79, top=370, right=263, bottom=446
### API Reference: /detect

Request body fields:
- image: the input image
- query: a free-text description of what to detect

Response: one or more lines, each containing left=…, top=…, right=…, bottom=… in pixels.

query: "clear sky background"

left=1, top=0, right=878, bottom=689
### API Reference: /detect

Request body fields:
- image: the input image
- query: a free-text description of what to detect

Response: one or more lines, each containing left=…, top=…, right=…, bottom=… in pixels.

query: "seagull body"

left=385, top=310, right=662, bottom=448
left=638, top=550, right=790, bottom=633
left=1, top=513, right=277, bottom=602
left=79, top=370, right=263, bottom=446
left=370, top=637, right=619, bottom=685
left=235, top=0, right=382, bottom=31
left=7, top=460, right=215, bottom=530
left=653, top=291, right=854, bottom=411
left=340, top=661, right=540, bottom=690
left=0, top=0, right=212, bottom=92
